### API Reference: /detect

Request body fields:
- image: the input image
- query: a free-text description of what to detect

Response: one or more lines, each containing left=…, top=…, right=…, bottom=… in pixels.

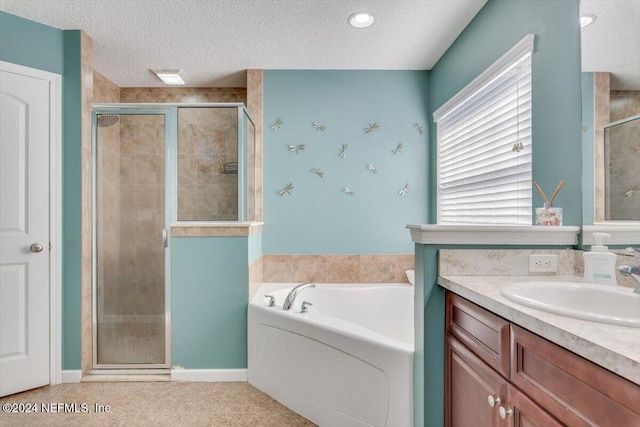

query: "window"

left=435, top=35, right=535, bottom=225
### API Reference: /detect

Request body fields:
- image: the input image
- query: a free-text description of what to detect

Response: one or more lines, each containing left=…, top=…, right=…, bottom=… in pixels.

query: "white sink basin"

left=500, top=282, right=640, bottom=328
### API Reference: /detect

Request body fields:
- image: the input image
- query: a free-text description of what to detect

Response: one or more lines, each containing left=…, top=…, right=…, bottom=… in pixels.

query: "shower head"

left=97, top=115, right=119, bottom=127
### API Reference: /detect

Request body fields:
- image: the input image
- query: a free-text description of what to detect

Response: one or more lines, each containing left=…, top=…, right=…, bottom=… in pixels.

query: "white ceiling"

left=0, top=0, right=487, bottom=87
left=580, top=0, right=640, bottom=90
left=2, top=1, right=637, bottom=90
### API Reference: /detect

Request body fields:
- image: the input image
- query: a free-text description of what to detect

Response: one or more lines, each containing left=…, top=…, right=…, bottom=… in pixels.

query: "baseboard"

left=61, top=370, right=82, bottom=383
left=170, top=369, right=247, bottom=382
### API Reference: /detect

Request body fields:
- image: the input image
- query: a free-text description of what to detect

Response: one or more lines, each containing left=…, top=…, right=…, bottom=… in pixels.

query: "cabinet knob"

left=499, top=406, right=513, bottom=419
left=487, top=395, right=501, bottom=408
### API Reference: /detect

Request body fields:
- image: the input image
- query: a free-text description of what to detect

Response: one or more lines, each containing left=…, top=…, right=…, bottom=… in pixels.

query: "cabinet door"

left=446, top=292, right=511, bottom=378
left=511, top=325, right=640, bottom=426
left=446, top=336, right=506, bottom=427
left=503, top=384, right=563, bottom=427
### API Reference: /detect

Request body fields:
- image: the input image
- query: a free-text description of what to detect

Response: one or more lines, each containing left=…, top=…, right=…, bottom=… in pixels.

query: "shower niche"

left=92, top=104, right=255, bottom=369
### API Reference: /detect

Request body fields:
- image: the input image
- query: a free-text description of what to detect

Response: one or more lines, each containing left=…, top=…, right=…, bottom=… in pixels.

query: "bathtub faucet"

left=282, top=283, right=315, bottom=310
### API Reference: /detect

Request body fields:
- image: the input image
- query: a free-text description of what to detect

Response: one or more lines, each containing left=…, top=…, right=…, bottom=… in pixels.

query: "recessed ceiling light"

left=580, top=14, right=597, bottom=28
left=151, top=69, right=187, bottom=85
left=348, top=12, right=374, bottom=29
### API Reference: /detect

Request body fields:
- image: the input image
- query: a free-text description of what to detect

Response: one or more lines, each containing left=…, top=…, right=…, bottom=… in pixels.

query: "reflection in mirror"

left=580, top=0, right=640, bottom=223
left=605, top=115, right=640, bottom=220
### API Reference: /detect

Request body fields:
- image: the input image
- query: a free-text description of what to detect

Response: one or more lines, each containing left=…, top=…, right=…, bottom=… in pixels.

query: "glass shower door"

left=93, top=111, right=168, bottom=367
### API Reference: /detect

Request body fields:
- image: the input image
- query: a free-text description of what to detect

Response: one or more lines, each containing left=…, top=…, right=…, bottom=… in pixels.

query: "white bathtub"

left=248, top=283, right=414, bottom=427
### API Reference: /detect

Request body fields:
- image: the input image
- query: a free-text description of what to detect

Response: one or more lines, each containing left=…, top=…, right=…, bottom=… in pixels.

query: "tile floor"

left=0, top=382, right=317, bottom=427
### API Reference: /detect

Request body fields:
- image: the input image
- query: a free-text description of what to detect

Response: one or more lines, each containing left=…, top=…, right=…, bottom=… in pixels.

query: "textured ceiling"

left=580, top=0, right=640, bottom=90
left=3, top=1, right=636, bottom=90
left=0, top=0, right=487, bottom=87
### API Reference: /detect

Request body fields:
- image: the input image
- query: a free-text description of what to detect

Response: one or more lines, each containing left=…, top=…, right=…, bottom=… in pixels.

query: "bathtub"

left=248, top=283, right=414, bottom=427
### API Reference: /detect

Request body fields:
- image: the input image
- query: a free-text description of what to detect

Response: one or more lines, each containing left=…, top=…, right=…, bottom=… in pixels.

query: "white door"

left=0, top=66, right=52, bottom=396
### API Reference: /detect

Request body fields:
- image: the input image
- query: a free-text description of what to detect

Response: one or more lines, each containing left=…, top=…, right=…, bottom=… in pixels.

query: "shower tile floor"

left=0, top=382, right=317, bottom=427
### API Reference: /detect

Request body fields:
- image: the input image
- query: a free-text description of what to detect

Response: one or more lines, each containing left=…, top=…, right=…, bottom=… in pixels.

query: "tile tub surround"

left=438, top=275, right=640, bottom=385
left=261, top=254, right=414, bottom=283
left=249, top=256, right=263, bottom=299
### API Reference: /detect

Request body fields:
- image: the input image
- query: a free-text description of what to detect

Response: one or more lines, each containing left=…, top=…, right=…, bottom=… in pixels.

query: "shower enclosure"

left=92, top=104, right=255, bottom=369
left=604, top=114, right=639, bottom=221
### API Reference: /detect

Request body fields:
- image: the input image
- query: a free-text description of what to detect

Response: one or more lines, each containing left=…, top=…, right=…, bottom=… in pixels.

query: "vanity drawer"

left=446, top=292, right=510, bottom=378
left=511, top=325, right=640, bottom=427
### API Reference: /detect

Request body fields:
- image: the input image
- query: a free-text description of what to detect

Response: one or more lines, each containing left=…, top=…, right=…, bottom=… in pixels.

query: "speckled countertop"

left=439, top=275, right=640, bottom=386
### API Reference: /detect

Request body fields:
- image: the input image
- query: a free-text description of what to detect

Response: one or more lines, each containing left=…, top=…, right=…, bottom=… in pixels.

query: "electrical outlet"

left=529, top=254, right=558, bottom=273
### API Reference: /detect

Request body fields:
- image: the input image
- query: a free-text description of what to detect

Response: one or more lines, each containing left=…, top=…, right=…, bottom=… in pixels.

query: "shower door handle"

left=162, top=229, right=168, bottom=248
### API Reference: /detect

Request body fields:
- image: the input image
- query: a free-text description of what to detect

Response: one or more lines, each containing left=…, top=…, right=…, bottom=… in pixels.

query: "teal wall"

left=418, top=1, right=583, bottom=426
left=581, top=72, right=595, bottom=225
left=263, top=70, right=429, bottom=254
left=171, top=237, right=249, bottom=368
left=428, top=0, right=583, bottom=225
left=0, top=12, right=83, bottom=370
left=0, top=12, right=64, bottom=73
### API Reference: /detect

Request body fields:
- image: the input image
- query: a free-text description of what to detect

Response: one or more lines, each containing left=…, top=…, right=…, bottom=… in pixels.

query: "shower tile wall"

left=246, top=69, right=263, bottom=222
left=119, top=87, right=246, bottom=104
left=120, top=88, right=247, bottom=221
left=177, top=108, right=239, bottom=221
left=94, top=72, right=121, bottom=321
left=117, top=114, right=165, bottom=316
left=593, top=72, right=610, bottom=222
left=610, top=90, right=640, bottom=121
left=80, top=32, right=94, bottom=374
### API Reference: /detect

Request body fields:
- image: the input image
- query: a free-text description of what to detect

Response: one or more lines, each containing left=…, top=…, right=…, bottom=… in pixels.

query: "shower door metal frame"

left=602, top=113, right=640, bottom=223
left=91, top=106, right=176, bottom=370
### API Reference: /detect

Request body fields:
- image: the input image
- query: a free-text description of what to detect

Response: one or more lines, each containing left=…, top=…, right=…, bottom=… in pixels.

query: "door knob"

left=30, top=243, right=44, bottom=253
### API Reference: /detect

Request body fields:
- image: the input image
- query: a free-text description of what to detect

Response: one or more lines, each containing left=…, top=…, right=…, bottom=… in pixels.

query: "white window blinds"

left=435, top=35, right=535, bottom=225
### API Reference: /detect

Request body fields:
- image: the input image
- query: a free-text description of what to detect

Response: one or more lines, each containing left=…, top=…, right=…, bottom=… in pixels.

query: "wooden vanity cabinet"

left=446, top=336, right=559, bottom=427
left=446, top=336, right=505, bottom=427
left=445, top=292, right=640, bottom=427
left=511, top=325, right=640, bottom=426
left=446, top=292, right=560, bottom=427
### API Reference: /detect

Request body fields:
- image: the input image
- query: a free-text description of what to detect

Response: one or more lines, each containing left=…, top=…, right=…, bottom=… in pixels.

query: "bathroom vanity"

left=442, top=278, right=640, bottom=427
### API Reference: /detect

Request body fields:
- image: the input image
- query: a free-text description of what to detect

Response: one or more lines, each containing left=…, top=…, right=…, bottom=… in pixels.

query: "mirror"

left=580, top=0, right=640, bottom=223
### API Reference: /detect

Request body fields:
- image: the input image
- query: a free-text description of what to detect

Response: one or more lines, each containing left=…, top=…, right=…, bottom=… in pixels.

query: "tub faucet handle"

left=300, top=301, right=313, bottom=313
left=264, top=294, right=276, bottom=307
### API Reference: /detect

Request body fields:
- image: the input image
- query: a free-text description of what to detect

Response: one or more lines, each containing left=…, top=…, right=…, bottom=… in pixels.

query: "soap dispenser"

left=583, top=232, right=618, bottom=285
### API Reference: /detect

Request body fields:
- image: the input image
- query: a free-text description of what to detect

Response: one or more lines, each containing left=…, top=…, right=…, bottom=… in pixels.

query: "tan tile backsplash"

left=261, top=254, right=414, bottom=283
left=438, top=249, right=578, bottom=276
left=439, top=249, right=638, bottom=288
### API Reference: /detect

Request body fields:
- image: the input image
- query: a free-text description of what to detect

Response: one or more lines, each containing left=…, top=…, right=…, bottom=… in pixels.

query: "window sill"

left=582, top=224, right=640, bottom=246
